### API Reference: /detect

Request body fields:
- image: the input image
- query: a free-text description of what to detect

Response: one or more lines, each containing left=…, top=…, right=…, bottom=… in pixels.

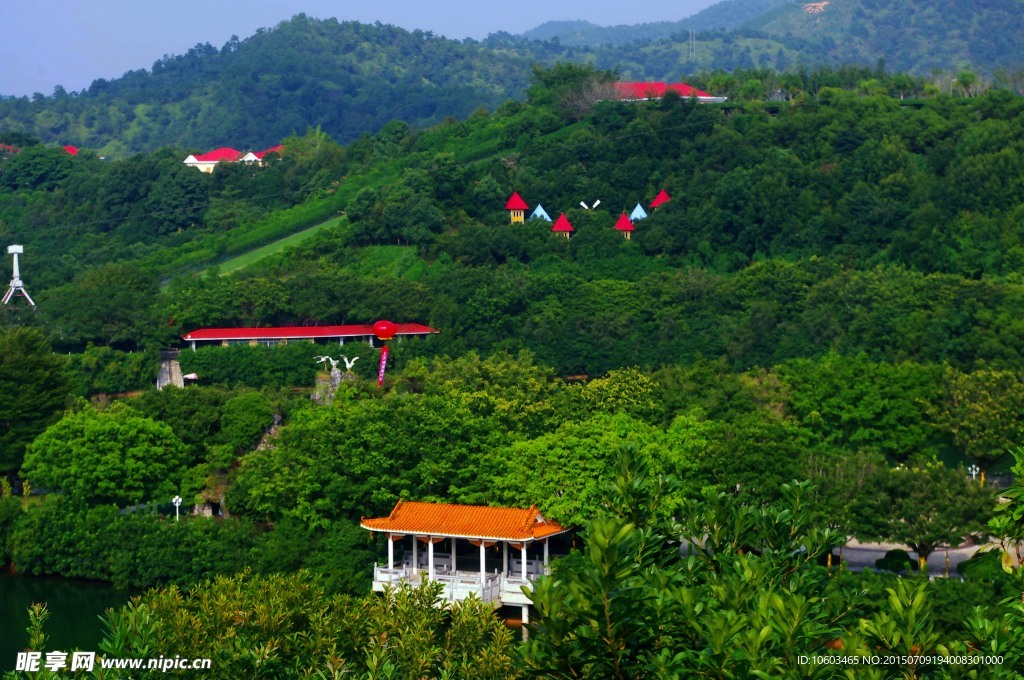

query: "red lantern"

left=373, top=319, right=397, bottom=341
left=373, top=320, right=397, bottom=388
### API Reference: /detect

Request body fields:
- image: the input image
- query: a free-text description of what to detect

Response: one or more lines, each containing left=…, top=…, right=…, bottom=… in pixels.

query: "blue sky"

left=0, top=0, right=719, bottom=97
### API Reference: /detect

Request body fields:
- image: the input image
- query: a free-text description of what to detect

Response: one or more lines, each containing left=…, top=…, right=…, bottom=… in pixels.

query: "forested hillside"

left=558, top=0, right=1024, bottom=84
left=521, top=0, right=789, bottom=44
left=0, top=15, right=538, bottom=155
left=5, top=65, right=1024, bottom=676
left=4, top=64, right=1024, bottom=366
left=748, top=0, right=1024, bottom=75
left=2, top=5, right=1023, bottom=156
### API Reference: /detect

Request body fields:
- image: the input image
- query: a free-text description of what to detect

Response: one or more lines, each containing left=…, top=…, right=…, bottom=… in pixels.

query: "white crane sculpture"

left=316, top=355, right=360, bottom=373
left=315, top=355, right=339, bottom=372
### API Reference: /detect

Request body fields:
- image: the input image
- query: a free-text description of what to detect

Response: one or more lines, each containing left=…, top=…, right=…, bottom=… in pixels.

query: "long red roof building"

left=182, top=323, right=438, bottom=349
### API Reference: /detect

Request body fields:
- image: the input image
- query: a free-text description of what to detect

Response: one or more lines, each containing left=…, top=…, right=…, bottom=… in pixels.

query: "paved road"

left=680, top=539, right=1011, bottom=578
left=839, top=539, right=1008, bottom=577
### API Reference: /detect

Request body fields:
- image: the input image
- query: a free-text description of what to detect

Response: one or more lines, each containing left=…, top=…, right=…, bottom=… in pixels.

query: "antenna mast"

left=3, top=245, right=35, bottom=306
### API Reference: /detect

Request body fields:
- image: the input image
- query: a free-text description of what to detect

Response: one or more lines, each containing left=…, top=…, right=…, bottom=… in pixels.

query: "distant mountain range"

left=525, top=0, right=1024, bottom=75
left=521, top=0, right=791, bottom=45
left=0, top=0, right=1021, bottom=154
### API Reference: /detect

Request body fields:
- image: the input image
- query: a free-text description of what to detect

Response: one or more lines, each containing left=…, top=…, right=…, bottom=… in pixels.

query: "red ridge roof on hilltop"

left=362, top=501, right=570, bottom=541
left=253, top=144, right=284, bottom=159
left=192, top=147, right=243, bottom=163
left=614, top=82, right=713, bottom=99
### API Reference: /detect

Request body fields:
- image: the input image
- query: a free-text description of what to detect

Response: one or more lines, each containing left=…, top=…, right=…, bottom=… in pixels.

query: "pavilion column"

left=451, top=539, right=457, bottom=575
left=503, top=541, right=508, bottom=576
left=480, top=542, right=486, bottom=587
left=428, top=537, right=435, bottom=579
left=521, top=605, right=530, bottom=642
left=521, top=543, right=527, bottom=581
left=413, top=538, right=418, bottom=578
left=543, top=538, right=549, bottom=574
left=387, top=533, right=394, bottom=570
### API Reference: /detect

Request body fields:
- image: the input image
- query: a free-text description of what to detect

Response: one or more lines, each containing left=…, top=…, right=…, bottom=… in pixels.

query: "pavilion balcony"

left=371, top=567, right=531, bottom=606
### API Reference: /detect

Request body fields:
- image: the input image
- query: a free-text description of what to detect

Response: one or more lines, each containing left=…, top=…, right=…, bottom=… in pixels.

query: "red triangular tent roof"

left=505, top=192, right=529, bottom=210
left=552, top=213, right=574, bottom=233
left=614, top=213, right=635, bottom=232
left=650, top=190, right=671, bottom=208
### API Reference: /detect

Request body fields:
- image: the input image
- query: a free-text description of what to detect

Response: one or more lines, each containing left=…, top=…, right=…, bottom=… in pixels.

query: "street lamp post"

left=172, top=495, right=182, bottom=522
left=968, top=464, right=980, bottom=482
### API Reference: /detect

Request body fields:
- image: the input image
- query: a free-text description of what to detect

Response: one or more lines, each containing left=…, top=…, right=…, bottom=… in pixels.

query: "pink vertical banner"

left=377, top=344, right=389, bottom=388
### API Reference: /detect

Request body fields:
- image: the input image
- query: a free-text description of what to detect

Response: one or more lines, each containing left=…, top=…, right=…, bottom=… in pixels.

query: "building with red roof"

left=362, top=500, right=571, bottom=615
left=242, top=145, right=285, bottom=163
left=184, top=145, right=283, bottom=172
left=614, top=213, right=635, bottom=240
left=181, top=322, right=438, bottom=350
left=613, top=82, right=727, bottom=104
left=505, top=192, right=529, bottom=224
left=62, top=145, right=79, bottom=156
left=551, top=213, right=574, bottom=239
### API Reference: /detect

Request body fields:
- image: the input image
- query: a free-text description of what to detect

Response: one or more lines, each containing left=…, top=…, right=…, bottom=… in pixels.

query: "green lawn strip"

left=212, top=217, right=345, bottom=275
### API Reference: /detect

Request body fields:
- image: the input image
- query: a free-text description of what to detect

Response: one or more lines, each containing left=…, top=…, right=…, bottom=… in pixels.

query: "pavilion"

left=361, top=501, right=572, bottom=625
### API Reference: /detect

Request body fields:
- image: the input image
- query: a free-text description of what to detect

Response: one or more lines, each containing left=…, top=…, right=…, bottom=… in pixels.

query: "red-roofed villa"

left=181, top=323, right=438, bottom=350
left=362, top=500, right=572, bottom=623
left=184, top=145, right=284, bottom=172
left=241, top=145, right=285, bottom=163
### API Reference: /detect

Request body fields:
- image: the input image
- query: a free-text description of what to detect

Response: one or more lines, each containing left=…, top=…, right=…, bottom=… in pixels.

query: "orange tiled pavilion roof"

left=361, top=501, right=569, bottom=542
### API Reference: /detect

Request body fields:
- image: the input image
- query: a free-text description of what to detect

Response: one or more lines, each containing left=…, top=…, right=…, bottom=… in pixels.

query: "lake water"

left=0, top=572, right=132, bottom=669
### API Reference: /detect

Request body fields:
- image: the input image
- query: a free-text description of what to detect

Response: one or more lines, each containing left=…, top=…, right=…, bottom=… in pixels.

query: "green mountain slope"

left=3, top=5, right=1023, bottom=157
left=747, top=0, right=1024, bottom=73
left=521, top=0, right=789, bottom=45
left=521, top=19, right=692, bottom=46
left=0, top=15, right=538, bottom=156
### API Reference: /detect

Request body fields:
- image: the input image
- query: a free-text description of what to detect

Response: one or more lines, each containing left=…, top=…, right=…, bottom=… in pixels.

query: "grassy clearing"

left=203, top=217, right=346, bottom=276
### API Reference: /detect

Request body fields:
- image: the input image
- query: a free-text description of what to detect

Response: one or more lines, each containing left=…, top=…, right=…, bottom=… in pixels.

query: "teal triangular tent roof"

left=630, top=203, right=648, bottom=221
left=530, top=204, right=552, bottom=221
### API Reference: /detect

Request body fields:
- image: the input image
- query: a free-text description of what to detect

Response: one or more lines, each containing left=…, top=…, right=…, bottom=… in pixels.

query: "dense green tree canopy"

left=22, top=403, right=188, bottom=505
left=0, top=328, right=72, bottom=471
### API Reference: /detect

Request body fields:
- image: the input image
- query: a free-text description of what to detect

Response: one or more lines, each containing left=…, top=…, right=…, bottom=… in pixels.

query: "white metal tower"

left=3, top=245, right=35, bottom=306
